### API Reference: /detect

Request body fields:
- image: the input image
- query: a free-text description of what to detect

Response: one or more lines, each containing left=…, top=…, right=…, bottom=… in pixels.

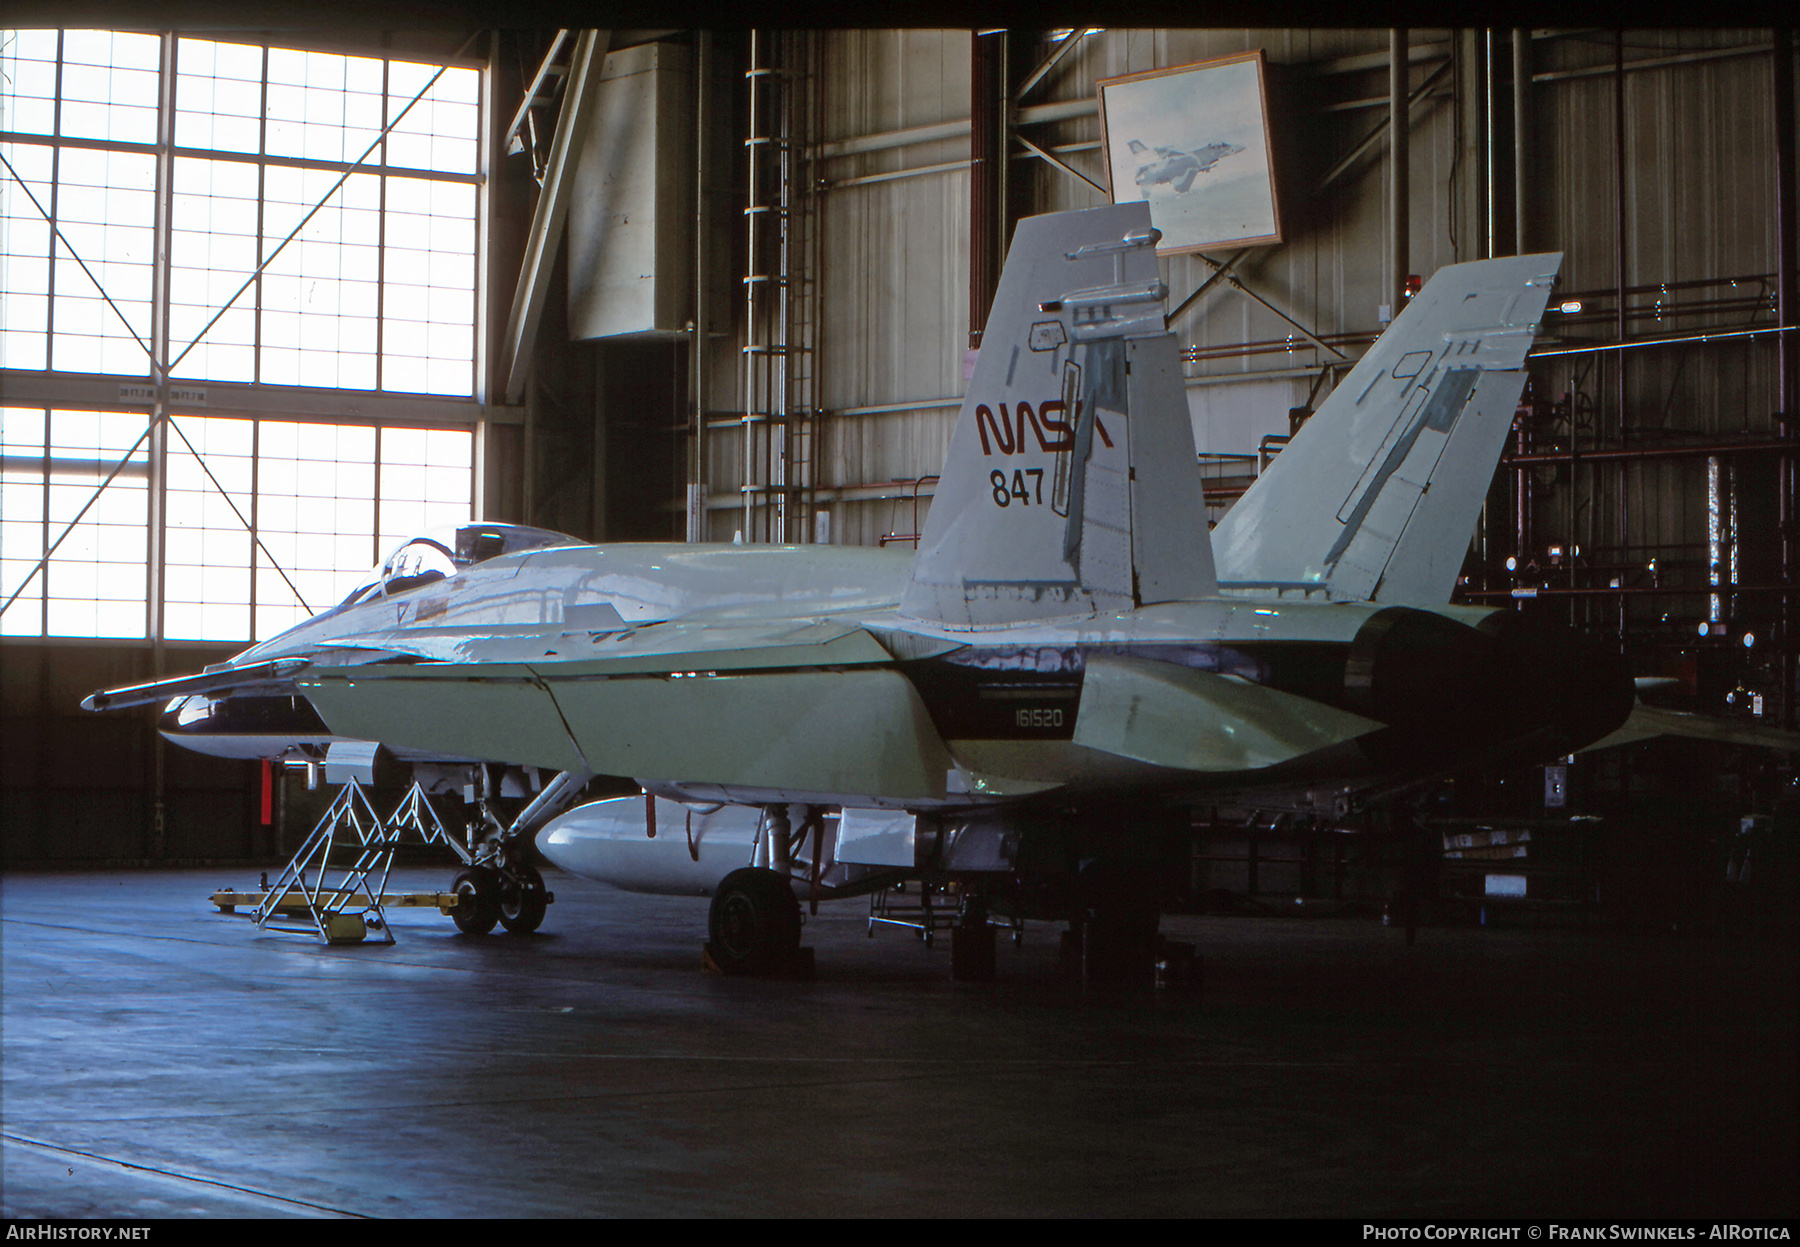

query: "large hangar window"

left=0, top=30, right=482, bottom=644
left=1, top=407, right=473, bottom=641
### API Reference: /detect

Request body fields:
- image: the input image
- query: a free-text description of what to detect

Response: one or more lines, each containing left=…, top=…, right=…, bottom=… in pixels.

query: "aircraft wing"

left=294, top=622, right=1396, bottom=804
left=1578, top=702, right=1800, bottom=753
left=292, top=621, right=956, bottom=802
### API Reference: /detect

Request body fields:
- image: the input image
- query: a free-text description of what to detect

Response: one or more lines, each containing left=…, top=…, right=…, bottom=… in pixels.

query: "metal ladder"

left=740, top=30, right=822, bottom=546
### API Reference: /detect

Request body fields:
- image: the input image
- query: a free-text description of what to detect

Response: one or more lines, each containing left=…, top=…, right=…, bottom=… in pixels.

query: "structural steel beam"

left=1014, top=132, right=1106, bottom=197
left=1165, top=249, right=1252, bottom=330
left=1389, top=28, right=1410, bottom=317
left=1016, top=29, right=1094, bottom=101
left=0, top=369, right=489, bottom=425
left=501, top=29, right=608, bottom=406
left=1193, top=253, right=1347, bottom=360
left=502, top=29, right=574, bottom=161
left=1311, top=58, right=1449, bottom=200
left=970, top=31, right=1007, bottom=350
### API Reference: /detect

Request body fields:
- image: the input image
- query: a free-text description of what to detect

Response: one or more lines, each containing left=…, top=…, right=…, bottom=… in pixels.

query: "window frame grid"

left=0, top=30, right=488, bottom=644
left=2, top=404, right=475, bottom=642
left=2, top=31, right=482, bottom=396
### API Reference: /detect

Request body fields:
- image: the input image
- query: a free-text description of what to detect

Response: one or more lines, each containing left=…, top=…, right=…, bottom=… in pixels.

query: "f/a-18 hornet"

left=86, top=202, right=1636, bottom=978
left=1127, top=137, right=1244, bottom=194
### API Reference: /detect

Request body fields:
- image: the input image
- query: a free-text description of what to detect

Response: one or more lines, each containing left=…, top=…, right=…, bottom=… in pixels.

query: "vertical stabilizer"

left=900, top=204, right=1215, bottom=627
left=1212, top=252, right=1562, bottom=605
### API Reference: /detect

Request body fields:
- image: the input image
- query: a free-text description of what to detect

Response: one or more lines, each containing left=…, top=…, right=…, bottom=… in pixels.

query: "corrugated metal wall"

left=1526, top=30, right=1781, bottom=584
left=688, top=28, right=1790, bottom=671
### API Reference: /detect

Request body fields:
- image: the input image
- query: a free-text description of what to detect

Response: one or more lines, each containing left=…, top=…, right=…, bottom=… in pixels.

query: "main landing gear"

left=705, top=867, right=806, bottom=976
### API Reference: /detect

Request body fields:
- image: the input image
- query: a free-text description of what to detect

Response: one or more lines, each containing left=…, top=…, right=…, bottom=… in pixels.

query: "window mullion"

left=43, top=32, right=60, bottom=370
left=372, top=423, right=382, bottom=567
left=255, top=44, right=268, bottom=386
left=38, top=408, right=50, bottom=636
left=249, top=417, right=260, bottom=639
left=147, top=31, right=177, bottom=650
left=376, top=57, right=387, bottom=394
left=150, top=32, right=174, bottom=386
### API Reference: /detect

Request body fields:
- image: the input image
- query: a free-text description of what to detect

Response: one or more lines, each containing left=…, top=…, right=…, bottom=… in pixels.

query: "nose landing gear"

left=451, top=868, right=501, bottom=936
left=452, top=862, right=552, bottom=937
left=498, top=863, right=550, bottom=934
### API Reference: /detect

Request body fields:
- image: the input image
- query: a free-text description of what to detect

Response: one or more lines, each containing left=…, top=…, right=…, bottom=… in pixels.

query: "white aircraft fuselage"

left=135, top=534, right=1627, bottom=810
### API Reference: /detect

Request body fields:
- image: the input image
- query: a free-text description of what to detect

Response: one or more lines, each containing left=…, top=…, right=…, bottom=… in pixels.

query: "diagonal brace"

left=502, top=30, right=610, bottom=405
left=1017, top=29, right=1098, bottom=102
left=1196, top=254, right=1347, bottom=360
left=1311, top=57, right=1451, bottom=200
left=1014, top=132, right=1107, bottom=197
left=1165, top=247, right=1252, bottom=330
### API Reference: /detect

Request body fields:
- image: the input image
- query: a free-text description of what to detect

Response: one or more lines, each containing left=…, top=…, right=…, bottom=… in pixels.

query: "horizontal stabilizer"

left=1072, top=655, right=1380, bottom=772
left=1214, top=252, right=1562, bottom=605
left=1579, top=702, right=1800, bottom=754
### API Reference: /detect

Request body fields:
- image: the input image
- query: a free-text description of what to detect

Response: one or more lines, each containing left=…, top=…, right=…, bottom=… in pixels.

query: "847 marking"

left=990, top=468, right=1043, bottom=507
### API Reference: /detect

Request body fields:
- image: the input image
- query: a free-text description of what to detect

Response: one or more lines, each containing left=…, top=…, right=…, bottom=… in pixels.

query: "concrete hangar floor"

left=2, top=866, right=1794, bottom=1219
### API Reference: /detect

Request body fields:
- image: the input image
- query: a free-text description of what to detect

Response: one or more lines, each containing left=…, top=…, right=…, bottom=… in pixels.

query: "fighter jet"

left=1127, top=137, right=1244, bottom=194
left=85, top=202, right=1635, bottom=979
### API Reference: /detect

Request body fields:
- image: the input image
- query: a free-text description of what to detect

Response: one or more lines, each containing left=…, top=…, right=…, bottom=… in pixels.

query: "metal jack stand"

left=213, top=779, right=460, bottom=944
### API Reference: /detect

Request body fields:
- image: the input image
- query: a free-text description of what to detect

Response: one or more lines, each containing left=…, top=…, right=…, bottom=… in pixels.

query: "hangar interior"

left=3, top=25, right=1795, bottom=931
left=2, top=24, right=1798, bottom=1222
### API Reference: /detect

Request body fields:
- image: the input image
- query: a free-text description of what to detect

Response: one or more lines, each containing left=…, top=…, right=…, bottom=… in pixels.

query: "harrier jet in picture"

left=1127, top=137, right=1244, bottom=194
left=89, top=202, right=1641, bottom=979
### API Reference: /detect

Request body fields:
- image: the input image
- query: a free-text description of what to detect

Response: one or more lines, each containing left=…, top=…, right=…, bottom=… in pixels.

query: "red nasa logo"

left=974, top=400, right=1112, bottom=456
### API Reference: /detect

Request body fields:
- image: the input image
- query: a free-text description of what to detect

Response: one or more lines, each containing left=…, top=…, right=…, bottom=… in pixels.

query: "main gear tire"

left=707, top=867, right=802, bottom=976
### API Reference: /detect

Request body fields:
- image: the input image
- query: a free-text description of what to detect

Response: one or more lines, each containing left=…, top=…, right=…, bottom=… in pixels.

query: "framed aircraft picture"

left=1097, top=51, right=1283, bottom=255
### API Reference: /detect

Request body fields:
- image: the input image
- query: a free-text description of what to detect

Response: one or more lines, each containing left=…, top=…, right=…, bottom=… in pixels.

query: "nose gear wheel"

left=498, top=863, right=549, bottom=934
left=451, top=868, right=501, bottom=936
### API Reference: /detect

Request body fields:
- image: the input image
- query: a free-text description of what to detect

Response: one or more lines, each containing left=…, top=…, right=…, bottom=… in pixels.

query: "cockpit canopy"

left=332, top=522, right=580, bottom=612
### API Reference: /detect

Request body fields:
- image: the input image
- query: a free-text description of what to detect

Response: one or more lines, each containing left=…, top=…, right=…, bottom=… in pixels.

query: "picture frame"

left=1097, top=50, right=1283, bottom=255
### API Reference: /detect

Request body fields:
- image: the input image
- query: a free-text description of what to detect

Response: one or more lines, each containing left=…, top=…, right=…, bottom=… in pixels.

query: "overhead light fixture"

left=1559, top=300, right=1583, bottom=314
